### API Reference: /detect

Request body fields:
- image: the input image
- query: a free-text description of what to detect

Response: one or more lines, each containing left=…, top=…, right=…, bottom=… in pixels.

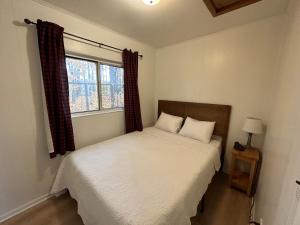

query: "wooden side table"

left=229, top=148, right=260, bottom=196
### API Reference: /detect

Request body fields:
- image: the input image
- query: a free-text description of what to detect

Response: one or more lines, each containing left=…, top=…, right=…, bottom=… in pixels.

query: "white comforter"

left=51, top=127, right=221, bottom=225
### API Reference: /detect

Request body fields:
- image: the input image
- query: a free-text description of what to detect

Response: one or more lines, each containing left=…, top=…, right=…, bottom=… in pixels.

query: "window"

left=66, top=56, right=124, bottom=114
left=100, top=64, right=124, bottom=109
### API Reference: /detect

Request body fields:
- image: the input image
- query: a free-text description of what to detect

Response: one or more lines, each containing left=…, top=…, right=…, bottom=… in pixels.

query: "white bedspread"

left=51, top=127, right=221, bottom=225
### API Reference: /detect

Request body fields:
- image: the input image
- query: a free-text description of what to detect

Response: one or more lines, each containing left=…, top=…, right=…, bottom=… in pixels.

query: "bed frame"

left=158, top=100, right=231, bottom=213
left=158, top=100, right=232, bottom=170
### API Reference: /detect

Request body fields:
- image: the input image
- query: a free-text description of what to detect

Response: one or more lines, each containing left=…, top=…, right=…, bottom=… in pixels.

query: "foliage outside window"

left=66, top=56, right=124, bottom=114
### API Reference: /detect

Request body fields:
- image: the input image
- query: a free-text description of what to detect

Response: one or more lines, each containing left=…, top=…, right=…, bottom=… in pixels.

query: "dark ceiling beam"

left=203, top=0, right=263, bottom=17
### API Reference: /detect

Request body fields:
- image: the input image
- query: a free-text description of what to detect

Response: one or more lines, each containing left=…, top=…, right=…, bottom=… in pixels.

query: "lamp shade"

left=242, top=117, right=263, bottom=134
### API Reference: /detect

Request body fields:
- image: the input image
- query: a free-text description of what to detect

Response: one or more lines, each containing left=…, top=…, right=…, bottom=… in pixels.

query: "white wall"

left=155, top=15, right=287, bottom=172
left=0, top=0, right=155, bottom=218
left=255, top=0, right=300, bottom=224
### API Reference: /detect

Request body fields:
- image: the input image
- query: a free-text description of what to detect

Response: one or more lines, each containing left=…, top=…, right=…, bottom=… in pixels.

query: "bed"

left=51, top=100, right=231, bottom=225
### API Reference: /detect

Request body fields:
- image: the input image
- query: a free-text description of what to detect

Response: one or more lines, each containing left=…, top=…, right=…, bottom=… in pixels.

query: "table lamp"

left=242, top=117, right=263, bottom=149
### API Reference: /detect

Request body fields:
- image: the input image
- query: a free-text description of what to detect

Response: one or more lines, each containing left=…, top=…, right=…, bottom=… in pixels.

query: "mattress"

left=51, top=127, right=221, bottom=225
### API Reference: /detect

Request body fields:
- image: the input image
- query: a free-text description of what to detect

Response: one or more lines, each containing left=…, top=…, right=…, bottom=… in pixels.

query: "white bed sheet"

left=51, top=127, right=221, bottom=225
left=211, top=135, right=222, bottom=156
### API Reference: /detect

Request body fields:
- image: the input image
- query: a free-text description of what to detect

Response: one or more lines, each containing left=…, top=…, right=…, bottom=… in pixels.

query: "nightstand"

left=229, top=148, right=260, bottom=196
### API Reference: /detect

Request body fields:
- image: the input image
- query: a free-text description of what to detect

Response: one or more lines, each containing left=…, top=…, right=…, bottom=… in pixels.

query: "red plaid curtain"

left=122, top=49, right=143, bottom=133
left=37, top=20, right=75, bottom=158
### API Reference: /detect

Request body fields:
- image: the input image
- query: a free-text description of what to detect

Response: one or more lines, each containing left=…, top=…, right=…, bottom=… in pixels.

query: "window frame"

left=98, top=62, right=124, bottom=111
left=66, top=54, right=124, bottom=117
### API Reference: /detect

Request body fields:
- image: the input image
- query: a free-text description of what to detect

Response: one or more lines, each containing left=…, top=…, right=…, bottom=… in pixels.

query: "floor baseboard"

left=0, top=193, right=51, bottom=223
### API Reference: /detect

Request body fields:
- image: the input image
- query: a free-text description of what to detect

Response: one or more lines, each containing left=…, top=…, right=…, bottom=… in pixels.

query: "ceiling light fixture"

left=143, top=0, right=160, bottom=6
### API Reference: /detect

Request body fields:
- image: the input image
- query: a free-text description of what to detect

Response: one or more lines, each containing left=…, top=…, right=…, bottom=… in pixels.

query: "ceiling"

left=43, top=0, right=289, bottom=47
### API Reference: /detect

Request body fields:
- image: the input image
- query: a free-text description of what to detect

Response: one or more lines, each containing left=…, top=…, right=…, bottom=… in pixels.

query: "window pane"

left=87, top=84, right=99, bottom=110
left=69, top=84, right=87, bottom=112
left=66, top=57, right=99, bottom=113
left=101, top=84, right=112, bottom=108
left=100, top=64, right=124, bottom=109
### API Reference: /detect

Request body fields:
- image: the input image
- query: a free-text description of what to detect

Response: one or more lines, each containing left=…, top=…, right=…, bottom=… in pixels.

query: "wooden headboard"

left=158, top=100, right=231, bottom=168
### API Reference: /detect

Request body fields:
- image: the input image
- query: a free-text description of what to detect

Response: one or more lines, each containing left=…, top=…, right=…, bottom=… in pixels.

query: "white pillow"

left=179, top=117, right=215, bottom=143
left=155, top=112, right=184, bottom=133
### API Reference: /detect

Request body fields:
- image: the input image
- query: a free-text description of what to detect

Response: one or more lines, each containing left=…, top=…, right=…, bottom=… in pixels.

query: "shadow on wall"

left=257, top=135, right=292, bottom=224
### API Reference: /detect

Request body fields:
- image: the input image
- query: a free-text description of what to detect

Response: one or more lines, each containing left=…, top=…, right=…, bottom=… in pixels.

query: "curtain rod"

left=24, top=19, right=143, bottom=59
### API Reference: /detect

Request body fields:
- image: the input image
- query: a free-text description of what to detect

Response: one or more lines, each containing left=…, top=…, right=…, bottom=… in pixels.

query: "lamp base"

left=245, top=133, right=253, bottom=149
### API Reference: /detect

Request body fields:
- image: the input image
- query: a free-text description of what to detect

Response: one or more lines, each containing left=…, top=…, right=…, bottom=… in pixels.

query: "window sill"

left=71, top=108, right=124, bottom=118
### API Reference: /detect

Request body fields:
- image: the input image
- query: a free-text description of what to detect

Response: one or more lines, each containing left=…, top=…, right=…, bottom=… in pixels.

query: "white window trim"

left=71, top=108, right=124, bottom=118
left=66, top=54, right=124, bottom=118
left=66, top=52, right=123, bottom=67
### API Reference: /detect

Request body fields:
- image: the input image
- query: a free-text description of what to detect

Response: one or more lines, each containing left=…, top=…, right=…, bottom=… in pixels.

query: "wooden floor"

left=1, top=173, right=250, bottom=225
